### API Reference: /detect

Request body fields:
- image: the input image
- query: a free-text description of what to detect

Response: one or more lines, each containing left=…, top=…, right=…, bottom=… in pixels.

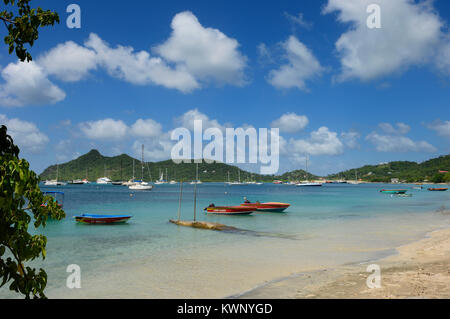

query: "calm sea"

left=1, top=182, right=449, bottom=298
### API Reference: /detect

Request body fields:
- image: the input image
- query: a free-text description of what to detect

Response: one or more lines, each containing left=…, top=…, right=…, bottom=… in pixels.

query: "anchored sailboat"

left=129, top=145, right=153, bottom=190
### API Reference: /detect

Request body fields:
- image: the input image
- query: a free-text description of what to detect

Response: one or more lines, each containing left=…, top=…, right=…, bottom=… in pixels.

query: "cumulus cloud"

left=323, top=0, right=448, bottom=81
left=132, top=136, right=174, bottom=162
left=79, top=118, right=128, bottom=140
left=428, top=120, right=450, bottom=139
left=0, top=114, right=49, bottom=153
left=379, top=122, right=411, bottom=135
left=341, top=131, right=360, bottom=149
left=130, top=118, right=163, bottom=137
left=85, top=33, right=199, bottom=93
left=271, top=112, right=309, bottom=133
left=175, top=108, right=226, bottom=131
left=267, top=36, right=324, bottom=91
left=288, top=126, right=344, bottom=156
left=366, top=132, right=436, bottom=152
left=0, top=61, right=65, bottom=107
left=154, top=11, right=247, bottom=86
left=39, top=41, right=98, bottom=82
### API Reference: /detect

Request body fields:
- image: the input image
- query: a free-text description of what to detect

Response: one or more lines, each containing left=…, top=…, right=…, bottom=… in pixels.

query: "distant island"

left=39, top=149, right=450, bottom=183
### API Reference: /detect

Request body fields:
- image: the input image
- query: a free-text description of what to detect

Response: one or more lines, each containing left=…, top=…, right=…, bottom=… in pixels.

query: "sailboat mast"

left=177, top=181, right=183, bottom=221
left=141, top=144, right=144, bottom=181
left=132, top=159, right=135, bottom=180
left=193, top=182, right=197, bottom=222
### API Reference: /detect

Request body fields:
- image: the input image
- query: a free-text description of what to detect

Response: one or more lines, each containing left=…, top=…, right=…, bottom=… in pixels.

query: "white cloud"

left=341, top=131, right=360, bottom=149
left=323, top=0, right=446, bottom=81
left=428, top=120, right=450, bottom=139
left=0, top=61, right=65, bottom=107
left=366, top=132, right=436, bottom=152
left=267, top=36, right=324, bottom=91
left=271, top=113, right=309, bottom=133
left=175, top=108, right=226, bottom=131
left=379, top=122, right=411, bottom=135
left=79, top=118, right=128, bottom=140
left=0, top=114, right=49, bottom=153
left=130, top=118, right=163, bottom=137
left=154, top=11, right=247, bottom=86
left=288, top=126, right=344, bottom=155
left=85, top=33, right=199, bottom=93
left=132, top=136, right=174, bottom=162
left=435, top=41, right=450, bottom=75
left=39, top=41, right=98, bottom=82
left=285, top=12, right=312, bottom=30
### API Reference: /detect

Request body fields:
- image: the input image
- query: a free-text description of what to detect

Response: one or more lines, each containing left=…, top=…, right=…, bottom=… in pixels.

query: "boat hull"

left=427, top=188, right=448, bottom=191
left=205, top=206, right=255, bottom=215
left=75, top=214, right=132, bottom=224
left=380, top=189, right=407, bottom=194
left=241, top=202, right=290, bottom=212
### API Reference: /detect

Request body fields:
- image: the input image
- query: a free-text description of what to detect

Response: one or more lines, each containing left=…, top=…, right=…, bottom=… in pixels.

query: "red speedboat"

left=428, top=188, right=448, bottom=191
left=204, top=206, right=255, bottom=215
left=241, top=201, right=290, bottom=212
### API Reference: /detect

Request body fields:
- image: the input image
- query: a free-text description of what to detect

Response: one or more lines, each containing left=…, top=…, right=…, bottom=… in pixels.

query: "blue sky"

left=0, top=0, right=449, bottom=176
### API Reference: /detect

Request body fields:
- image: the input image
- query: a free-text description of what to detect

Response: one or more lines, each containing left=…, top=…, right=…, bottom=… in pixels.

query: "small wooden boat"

left=427, top=188, right=448, bottom=191
left=204, top=206, right=255, bottom=215
left=41, top=191, right=64, bottom=208
left=75, top=214, right=132, bottom=224
left=380, top=189, right=407, bottom=194
left=241, top=201, right=290, bottom=212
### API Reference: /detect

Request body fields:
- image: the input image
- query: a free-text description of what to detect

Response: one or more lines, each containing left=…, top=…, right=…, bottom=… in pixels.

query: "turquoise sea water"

left=1, top=182, right=449, bottom=298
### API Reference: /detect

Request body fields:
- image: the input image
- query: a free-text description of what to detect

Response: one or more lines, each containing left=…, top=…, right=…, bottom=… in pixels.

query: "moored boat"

left=204, top=205, right=255, bottom=215
left=380, top=189, right=407, bottom=194
left=241, top=201, right=290, bottom=212
left=129, top=182, right=153, bottom=190
left=75, top=214, right=132, bottom=224
left=41, top=191, right=64, bottom=208
left=427, top=188, right=448, bottom=191
left=296, top=182, right=322, bottom=187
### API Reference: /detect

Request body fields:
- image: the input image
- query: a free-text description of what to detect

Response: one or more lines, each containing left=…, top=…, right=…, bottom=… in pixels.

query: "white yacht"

left=96, top=177, right=112, bottom=184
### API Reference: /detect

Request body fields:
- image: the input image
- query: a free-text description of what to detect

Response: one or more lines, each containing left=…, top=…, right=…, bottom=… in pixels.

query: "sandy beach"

left=239, top=227, right=450, bottom=299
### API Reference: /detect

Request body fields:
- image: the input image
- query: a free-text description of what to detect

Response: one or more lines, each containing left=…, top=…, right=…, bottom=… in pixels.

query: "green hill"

left=39, top=149, right=275, bottom=182
left=39, top=150, right=450, bottom=183
left=327, top=154, right=450, bottom=183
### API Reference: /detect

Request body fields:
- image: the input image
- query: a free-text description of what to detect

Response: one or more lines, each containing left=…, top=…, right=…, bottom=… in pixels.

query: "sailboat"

left=296, top=155, right=322, bottom=187
left=129, top=145, right=153, bottom=190
left=190, top=163, right=202, bottom=184
left=347, top=170, right=362, bottom=185
left=44, top=164, right=66, bottom=186
left=154, top=168, right=167, bottom=185
left=96, top=164, right=112, bottom=184
left=228, top=169, right=248, bottom=186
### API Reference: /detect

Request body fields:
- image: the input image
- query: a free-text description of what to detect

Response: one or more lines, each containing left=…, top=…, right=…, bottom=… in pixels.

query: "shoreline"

left=237, top=226, right=450, bottom=299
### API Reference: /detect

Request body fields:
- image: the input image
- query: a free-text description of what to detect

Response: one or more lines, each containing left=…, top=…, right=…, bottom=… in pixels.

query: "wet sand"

left=239, top=227, right=450, bottom=299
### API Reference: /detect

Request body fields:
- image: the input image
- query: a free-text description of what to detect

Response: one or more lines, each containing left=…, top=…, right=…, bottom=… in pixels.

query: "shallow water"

left=1, top=182, right=449, bottom=298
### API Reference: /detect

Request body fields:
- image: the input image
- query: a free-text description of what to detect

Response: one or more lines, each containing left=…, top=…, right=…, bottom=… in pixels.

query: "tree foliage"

left=1, top=0, right=59, bottom=62
left=0, top=126, right=65, bottom=299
